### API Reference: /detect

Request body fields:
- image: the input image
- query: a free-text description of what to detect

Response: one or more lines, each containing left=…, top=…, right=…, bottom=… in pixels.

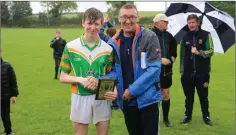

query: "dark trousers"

left=123, top=102, right=159, bottom=135
left=1, top=98, right=12, bottom=134
left=54, top=58, right=61, bottom=78
left=181, top=72, right=210, bottom=119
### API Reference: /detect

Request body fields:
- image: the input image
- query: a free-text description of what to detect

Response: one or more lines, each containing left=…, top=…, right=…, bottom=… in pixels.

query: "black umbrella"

left=165, top=2, right=235, bottom=53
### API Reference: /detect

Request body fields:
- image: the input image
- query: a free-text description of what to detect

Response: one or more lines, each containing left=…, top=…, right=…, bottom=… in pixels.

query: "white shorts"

left=70, top=93, right=111, bottom=124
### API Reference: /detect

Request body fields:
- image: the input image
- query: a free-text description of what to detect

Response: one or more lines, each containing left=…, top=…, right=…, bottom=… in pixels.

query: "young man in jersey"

left=59, top=8, right=117, bottom=135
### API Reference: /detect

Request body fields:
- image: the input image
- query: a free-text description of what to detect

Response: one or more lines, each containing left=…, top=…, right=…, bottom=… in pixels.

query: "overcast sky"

left=30, top=2, right=172, bottom=14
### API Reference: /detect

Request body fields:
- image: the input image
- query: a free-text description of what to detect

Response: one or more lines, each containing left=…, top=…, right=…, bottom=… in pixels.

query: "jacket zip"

left=162, top=32, right=166, bottom=76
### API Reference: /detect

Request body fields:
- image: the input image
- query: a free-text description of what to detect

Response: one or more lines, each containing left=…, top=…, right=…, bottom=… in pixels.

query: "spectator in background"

left=50, top=29, right=67, bottom=79
left=99, top=16, right=117, bottom=42
left=99, top=15, right=118, bottom=110
left=1, top=50, right=19, bottom=135
left=150, top=13, right=178, bottom=127
left=179, top=14, right=214, bottom=126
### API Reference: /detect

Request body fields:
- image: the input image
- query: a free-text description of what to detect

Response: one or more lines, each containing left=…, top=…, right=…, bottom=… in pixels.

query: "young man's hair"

left=56, top=29, right=61, bottom=33
left=83, top=8, right=104, bottom=23
left=187, top=14, right=199, bottom=22
left=106, top=27, right=117, bottom=38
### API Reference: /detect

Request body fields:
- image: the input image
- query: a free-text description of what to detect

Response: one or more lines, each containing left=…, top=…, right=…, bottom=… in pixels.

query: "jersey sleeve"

left=60, top=46, right=72, bottom=73
left=199, top=33, right=214, bottom=58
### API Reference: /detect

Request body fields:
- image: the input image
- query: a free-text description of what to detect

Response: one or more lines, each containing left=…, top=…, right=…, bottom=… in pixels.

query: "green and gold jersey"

left=60, top=36, right=114, bottom=96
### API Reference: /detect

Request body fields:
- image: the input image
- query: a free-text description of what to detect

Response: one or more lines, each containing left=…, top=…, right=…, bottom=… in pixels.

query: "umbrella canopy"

left=165, top=2, right=235, bottom=53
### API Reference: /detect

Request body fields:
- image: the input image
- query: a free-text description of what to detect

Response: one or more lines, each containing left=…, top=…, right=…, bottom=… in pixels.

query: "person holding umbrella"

left=150, top=13, right=177, bottom=127
left=179, top=14, right=214, bottom=126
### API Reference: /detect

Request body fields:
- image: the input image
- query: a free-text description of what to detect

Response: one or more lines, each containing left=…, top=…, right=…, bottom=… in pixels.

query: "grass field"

left=1, top=28, right=235, bottom=135
left=34, top=11, right=163, bottom=19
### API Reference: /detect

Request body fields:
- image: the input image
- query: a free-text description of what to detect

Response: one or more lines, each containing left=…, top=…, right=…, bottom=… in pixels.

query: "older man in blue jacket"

left=100, top=4, right=162, bottom=135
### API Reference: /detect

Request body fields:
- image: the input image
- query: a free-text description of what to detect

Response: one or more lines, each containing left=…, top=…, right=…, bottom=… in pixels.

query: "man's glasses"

left=119, top=15, right=138, bottom=22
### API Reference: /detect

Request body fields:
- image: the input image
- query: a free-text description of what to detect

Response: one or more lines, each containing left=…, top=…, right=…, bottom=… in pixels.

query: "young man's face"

left=56, top=32, right=61, bottom=37
left=82, top=19, right=102, bottom=37
left=187, top=18, right=200, bottom=32
left=119, top=8, right=139, bottom=33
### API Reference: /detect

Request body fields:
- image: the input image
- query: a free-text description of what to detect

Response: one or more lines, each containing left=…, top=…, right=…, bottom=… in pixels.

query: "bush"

left=38, top=12, right=48, bottom=26
left=139, top=16, right=153, bottom=25
left=3, top=13, right=153, bottom=28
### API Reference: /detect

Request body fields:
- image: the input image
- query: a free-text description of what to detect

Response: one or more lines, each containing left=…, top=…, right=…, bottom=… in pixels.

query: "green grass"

left=1, top=28, right=235, bottom=135
left=34, top=11, right=164, bottom=19
left=139, top=11, right=163, bottom=17
left=61, top=13, right=79, bottom=18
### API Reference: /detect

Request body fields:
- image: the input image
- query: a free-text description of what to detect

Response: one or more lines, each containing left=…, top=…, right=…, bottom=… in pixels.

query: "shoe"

left=203, top=117, right=213, bottom=126
left=111, top=105, right=119, bottom=110
left=164, top=120, right=173, bottom=127
left=180, top=117, right=191, bottom=124
left=7, top=133, right=14, bottom=135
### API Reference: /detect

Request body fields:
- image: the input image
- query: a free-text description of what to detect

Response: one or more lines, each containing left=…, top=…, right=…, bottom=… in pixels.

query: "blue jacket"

left=101, top=24, right=162, bottom=111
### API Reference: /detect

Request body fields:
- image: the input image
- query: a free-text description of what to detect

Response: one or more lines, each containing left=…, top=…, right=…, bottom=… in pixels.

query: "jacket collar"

left=188, top=28, right=202, bottom=36
left=112, top=24, right=143, bottom=40
left=151, top=26, right=166, bottom=36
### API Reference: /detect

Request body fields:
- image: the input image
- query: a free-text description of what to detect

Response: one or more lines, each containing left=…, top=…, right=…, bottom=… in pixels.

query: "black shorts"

left=160, top=74, right=172, bottom=89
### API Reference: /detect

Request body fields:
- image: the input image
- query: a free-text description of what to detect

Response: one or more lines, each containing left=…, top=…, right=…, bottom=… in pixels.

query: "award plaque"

left=95, top=79, right=116, bottom=100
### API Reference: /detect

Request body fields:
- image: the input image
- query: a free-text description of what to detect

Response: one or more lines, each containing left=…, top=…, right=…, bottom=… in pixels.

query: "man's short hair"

left=120, top=3, right=138, bottom=16
left=120, top=3, right=138, bottom=11
left=106, top=27, right=117, bottom=38
left=83, top=8, right=104, bottom=23
left=187, top=14, right=199, bottom=22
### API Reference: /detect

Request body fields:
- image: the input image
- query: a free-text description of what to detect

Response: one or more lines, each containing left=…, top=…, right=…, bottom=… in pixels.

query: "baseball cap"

left=153, top=14, right=169, bottom=22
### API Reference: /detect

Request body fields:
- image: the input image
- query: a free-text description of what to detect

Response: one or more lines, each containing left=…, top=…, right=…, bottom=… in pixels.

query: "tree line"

left=0, top=1, right=235, bottom=28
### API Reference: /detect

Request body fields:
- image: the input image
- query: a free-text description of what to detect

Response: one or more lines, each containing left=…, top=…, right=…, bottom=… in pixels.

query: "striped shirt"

left=60, top=36, right=114, bottom=96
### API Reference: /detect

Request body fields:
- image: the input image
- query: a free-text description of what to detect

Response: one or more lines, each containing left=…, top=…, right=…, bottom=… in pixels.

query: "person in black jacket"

left=50, top=29, right=67, bottom=79
left=179, top=14, right=214, bottom=126
left=1, top=57, right=19, bottom=135
left=151, top=14, right=177, bottom=127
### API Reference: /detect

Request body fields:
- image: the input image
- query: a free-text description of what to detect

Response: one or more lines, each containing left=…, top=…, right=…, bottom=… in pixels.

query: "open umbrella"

left=165, top=2, right=235, bottom=53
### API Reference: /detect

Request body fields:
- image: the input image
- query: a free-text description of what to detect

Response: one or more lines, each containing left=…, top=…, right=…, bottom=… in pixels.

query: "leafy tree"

left=0, top=2, right=10, bottom=25
left=106, top=1, right=134, bottom=23
left=9, top=1, right=32, bottom=26
left=40, top=2, right=78, bottom=18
